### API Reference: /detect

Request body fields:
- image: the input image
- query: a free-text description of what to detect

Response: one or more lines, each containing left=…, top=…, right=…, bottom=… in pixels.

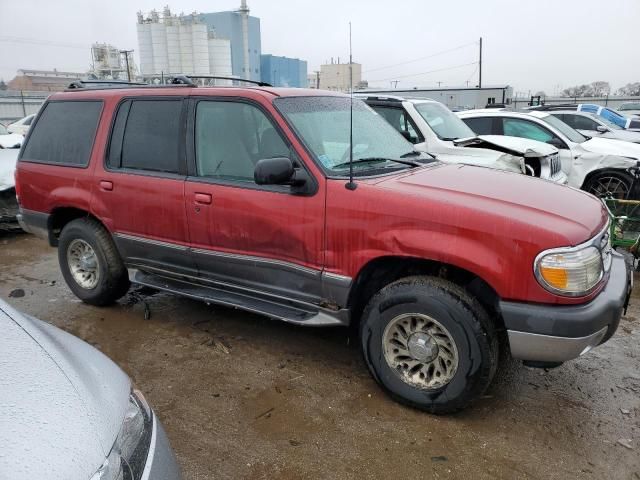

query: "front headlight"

left=90, top=389, right=153, bottom=480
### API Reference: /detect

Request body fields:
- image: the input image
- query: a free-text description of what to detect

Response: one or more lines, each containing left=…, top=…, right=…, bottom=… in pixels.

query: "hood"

left=375, top=163, right=606, bottom=243
left=609, top=129, right=640, bottom=143
left=0, top=301, right=130, bottom=480
left=582, top=137, right=640, bottom=158
left=475, top=135, right=557, bottom=156
left=0, top=133, right=23, bottom=149
left=415, top=140, right=524, bottom=174
left=0, top=148, right=18, bottom=191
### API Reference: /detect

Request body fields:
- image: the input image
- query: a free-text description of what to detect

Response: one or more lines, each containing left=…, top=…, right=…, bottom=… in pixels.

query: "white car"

left=0, top=123, right=24, bottom=148
left=618, top=102, right=640, bottom=119
left=458, top=109, right=640, bottom=198
left=359, top=95, right=566, bottom=184
left=0, top=148, right=19, bottom=229
left=7, top=113, right=36, bottom=136
left=547, top=110, right=640, bottom=144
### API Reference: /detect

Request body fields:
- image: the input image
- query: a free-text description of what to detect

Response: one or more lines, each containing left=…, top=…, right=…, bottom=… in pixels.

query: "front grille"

left=549, top=154, right=561, bottom=177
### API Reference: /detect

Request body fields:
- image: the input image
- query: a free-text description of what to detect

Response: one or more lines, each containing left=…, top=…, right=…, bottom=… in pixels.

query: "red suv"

left=15, top=80, right=631, bottom=413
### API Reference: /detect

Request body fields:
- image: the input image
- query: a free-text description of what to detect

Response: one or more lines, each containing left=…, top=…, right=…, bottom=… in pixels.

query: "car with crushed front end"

left=0, top=299, right=181, bottom=480
left=15, top=78, right=631, bottom=414
left=357, top=94, right=567, bottom=183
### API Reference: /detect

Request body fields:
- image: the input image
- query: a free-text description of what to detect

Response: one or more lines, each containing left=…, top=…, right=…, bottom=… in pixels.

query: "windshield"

left=590, top=113, right=622, bottom=130
left=414, top=102, right=476, bottom=140
left=274, top=96, right=433, bottom=176
left=540, top=114, right=587, bottom=143
left=619, top=103, right=640, bottom=111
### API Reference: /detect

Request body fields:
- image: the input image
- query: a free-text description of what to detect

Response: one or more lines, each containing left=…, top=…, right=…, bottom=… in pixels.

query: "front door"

left=184, top=98, right=325, bottom=304
left=92, top=97, right=196, bottom=277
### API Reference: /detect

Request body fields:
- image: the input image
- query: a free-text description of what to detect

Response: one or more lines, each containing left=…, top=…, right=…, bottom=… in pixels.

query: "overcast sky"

left=1, top=0, right=639, bottom=94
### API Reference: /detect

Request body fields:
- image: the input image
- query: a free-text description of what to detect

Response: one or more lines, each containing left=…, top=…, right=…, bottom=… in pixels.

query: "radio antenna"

left=345, top=21, right=357, bottom=191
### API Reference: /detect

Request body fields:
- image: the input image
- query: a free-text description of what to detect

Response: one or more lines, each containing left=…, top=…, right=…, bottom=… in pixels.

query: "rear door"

left=91, top=97, right=196, bottom=277
left=184, top=97, right=326, bottom=304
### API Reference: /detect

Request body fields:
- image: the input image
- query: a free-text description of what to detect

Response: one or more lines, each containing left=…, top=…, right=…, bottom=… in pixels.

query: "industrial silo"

left=150, top=19, right=168, bottom=75
left=136, top=20, right=154, bottom=75
left=208, top=38, right=232, bottom=78
left=179, top=24, right=194, bottom=75
left=191, top=23, right=210, bottom=76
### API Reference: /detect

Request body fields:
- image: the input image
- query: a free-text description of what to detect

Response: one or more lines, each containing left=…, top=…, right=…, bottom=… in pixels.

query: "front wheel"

left=359, top=276, right=498, bottom=414
left=583, top=170, right=635, bottom=199
left=58, top=218, right=130, bottom=306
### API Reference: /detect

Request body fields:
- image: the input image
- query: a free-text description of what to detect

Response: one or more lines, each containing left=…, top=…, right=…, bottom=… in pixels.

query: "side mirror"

left=254, top=157, right=294, bottom=185
left=596, top=125, right=608, bottom=133
left=547, top=138, right=566, bottom=149
left=254, top=157, right=308, bottom=190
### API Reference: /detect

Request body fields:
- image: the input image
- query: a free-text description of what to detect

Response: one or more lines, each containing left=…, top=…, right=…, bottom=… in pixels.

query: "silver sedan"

left=0, top=299, right=181, bottom=480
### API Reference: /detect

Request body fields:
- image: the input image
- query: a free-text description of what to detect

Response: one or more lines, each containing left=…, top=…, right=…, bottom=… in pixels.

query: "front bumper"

left=500, top=252, right=631, bottom=363
left=143, top=412, right=181, bottom=480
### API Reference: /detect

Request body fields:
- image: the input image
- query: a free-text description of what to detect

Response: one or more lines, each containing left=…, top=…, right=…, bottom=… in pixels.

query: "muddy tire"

left=58, top=218, right=130, bottom=306
left=583, top=170, right=635, bottom=199
left=359, top=276, right=498, bottom=414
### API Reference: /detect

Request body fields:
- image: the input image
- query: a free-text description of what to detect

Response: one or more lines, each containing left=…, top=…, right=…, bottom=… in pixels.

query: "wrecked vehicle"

left=16, top=81, right=631, bottom=413
left=0, top=123, right=24, bottom=149
left=0, top=299, right=181, bottom=480
left=0, top=148, right=19, bottom=230
left=528, top=103, right=640, bottom=131
left=358, top=95, right=567, bottom=183
left=459, top=109, right=640, bottom=198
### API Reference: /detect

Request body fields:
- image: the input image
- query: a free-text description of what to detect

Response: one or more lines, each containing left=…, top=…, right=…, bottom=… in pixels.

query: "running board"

left=129, top=269, right=348, bottom=326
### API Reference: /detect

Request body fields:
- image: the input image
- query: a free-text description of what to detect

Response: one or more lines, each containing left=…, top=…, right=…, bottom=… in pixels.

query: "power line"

left=0, top=35, right=90, bottom=50
left=370, top=61, right=478, bottom=83
left=362, top=41, right=477, bottom=74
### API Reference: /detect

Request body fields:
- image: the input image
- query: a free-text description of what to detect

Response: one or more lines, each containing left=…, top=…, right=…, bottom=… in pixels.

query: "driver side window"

left=502, top=118, right=563, bottom=147
left=195, top=101, right=289, bottom=183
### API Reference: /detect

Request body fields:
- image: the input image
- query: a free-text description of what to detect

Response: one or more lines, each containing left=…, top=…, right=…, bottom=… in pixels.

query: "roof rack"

left=67, top=79, right=149, bottom=89
left=353, top=93, right=405, bottom=103
left=527, top=104, right=579, bottom=111
left=170, top=75, right=272, bottom=87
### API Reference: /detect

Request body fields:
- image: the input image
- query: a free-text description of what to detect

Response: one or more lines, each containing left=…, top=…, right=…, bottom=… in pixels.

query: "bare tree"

left=0, top=79, right=6, bottom=91
left=590, top=81, right=610, bottom=96
left=615, top=82, right=640, bottom=96
left=534, top=90, right=547, bottom=97
left=562, top=84, right=591, bottom=97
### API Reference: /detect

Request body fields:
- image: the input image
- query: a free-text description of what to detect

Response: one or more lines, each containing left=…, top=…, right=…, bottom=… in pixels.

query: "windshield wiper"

left=400, top=150, right=421, bottom=157
left=440, top=137, right=460, bottom=141
left=333, top=157, right=421, bottom=169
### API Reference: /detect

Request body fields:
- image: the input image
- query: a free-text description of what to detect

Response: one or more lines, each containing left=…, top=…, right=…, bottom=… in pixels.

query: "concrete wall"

left=0, top=91, right=48, bottom=124
left=319, top=63, right=362, bottom=92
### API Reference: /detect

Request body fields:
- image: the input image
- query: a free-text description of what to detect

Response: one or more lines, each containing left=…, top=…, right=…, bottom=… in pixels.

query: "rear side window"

left=502, top=118, right=554, bottom=143
left=21, top=101, right=102, bottom=167
left=462, top=117, right=494, bottom=135
left=108, top=99, right=183, bottom=174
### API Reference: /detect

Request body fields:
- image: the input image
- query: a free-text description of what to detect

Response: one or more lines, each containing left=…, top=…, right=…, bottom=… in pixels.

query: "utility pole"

left=478, top=37, right=482, bottom=88
left=437, top=81, right=442, bottom=88
left=120, top=50, right=133, bottom=81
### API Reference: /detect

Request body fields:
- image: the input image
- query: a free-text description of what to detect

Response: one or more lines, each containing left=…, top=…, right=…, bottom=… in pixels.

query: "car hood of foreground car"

left=374, top=163, right=607, bottom=244
left=0, top=300, right=130, bottom=480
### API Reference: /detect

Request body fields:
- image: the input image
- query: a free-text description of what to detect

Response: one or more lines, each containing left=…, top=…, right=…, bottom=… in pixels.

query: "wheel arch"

left=48, top=207, right=106, bottom=247
left=346, top=256, right=502, bottom=331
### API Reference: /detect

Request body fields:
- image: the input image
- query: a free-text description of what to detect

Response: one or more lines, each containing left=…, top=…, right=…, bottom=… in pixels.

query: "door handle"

left=100, top=180, right=113, bottom=191
left=194, top=193, right=212, bottom=205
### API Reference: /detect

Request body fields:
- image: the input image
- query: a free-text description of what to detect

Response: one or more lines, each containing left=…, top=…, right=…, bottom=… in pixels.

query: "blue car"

left=529, top=104, right=640, bottom=131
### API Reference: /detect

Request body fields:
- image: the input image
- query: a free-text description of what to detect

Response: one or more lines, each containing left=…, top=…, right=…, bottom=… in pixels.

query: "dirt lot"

left=1, top=232, right=639, bottom=479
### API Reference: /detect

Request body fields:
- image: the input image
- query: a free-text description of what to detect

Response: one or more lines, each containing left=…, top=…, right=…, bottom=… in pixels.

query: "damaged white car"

left=0, top=123, right=23, bottom=149
left=0, top=148, right=19, bottom=230
left=458, top=109, right=640, bottom=198
left=358, top=95, right=566, bottom=183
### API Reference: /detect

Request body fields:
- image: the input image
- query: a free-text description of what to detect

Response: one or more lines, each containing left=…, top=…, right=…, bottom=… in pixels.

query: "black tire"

left=359, top=276, right=498, bottom=414
left=583, top=170, right=635, bottom=199
left=58, top=217, right=130, bottom=306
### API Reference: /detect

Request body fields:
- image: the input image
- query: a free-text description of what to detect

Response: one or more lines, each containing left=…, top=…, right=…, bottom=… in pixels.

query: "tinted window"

left=560, top=114, right=599, bottom=131
left=371, top=106, right=422, bottom=144
left=115, top=100, right=182, bottom=173
left=21, top=101, right=102, bottom=166
left=503, top=118, right=554, bottom=143
left=195, top=101, right=289, bottom=182
left=462, top=117, right=494, bottom=135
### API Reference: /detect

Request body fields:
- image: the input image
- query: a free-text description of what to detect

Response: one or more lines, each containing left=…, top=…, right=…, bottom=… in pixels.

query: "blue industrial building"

left=260, top=54, right=308, bottom=88
left=198, top=11, right=262, bottom=82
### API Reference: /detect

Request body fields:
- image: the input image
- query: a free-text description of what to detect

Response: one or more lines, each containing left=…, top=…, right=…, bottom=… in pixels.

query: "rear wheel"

left=583, top=170, right=634, bottom=199
left=359, top=276, right=498, bottom=414
left=58, top=218, right=130, bottom=305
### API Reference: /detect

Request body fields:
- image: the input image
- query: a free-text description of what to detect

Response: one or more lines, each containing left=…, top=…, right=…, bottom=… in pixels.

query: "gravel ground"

left=1, top=232, right=639, bottom=479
